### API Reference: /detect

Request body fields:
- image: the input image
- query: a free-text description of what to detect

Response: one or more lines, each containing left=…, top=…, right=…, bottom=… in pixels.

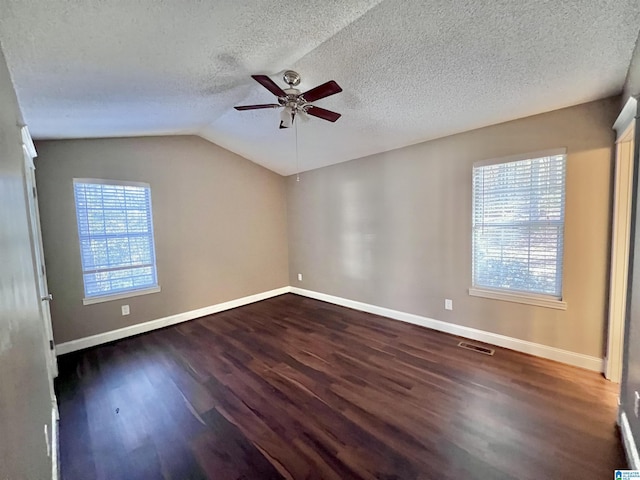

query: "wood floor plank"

left=56, top=293, right=626, bottom=479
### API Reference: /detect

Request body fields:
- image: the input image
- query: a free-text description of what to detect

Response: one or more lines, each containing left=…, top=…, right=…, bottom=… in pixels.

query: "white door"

left=22, top=139, right=58, bottom=380
left=22, top=127, right=60, bottom=480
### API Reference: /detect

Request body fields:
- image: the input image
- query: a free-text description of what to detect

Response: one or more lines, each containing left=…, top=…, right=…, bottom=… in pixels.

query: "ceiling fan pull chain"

left=295, top=118, right=300, bottom=182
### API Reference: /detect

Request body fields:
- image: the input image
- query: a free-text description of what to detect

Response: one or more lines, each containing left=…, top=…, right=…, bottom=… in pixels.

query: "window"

left=471, top=150, right=566, bottom=306
left=73, top=179, right=159, bottom=304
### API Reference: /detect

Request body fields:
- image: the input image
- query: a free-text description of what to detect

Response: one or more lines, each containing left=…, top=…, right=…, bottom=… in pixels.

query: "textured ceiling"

left=1, top=1, right=639, bottom=175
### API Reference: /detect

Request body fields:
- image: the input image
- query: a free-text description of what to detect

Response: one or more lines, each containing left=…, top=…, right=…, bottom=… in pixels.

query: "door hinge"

left=32, top=186, right=36, bottom=198
left=41, top=264, right=45, bottom=276
left=49, top=340, right=54, bottom=350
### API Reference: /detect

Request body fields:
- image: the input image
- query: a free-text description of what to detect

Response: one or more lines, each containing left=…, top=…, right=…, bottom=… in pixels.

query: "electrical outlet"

left=445, top=299, right=453, bottom=311
left=298, top=273, right=303, bottom=281
left=121, top=305, right=130, bottom=316
left=635, top=391, right=640, bottom=418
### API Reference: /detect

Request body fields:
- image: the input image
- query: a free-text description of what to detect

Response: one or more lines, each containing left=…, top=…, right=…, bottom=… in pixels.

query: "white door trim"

left=607, top=97, right=637, bottom=382
left=621, top=410, right=640, bottom=470
left=51, top=404, right=59, bottom=480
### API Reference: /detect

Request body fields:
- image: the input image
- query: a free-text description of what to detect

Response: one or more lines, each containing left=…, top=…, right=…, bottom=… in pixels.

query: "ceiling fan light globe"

left=280, top=108, right=293, bottom=128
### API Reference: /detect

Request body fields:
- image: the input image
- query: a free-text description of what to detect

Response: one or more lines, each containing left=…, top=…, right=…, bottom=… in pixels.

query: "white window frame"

left=468, top=149, right=567, bottom=310
left=73, top=178, right=161, bottom=305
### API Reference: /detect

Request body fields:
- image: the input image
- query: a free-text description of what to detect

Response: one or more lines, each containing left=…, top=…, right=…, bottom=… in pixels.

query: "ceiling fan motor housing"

left=279, top=88, right=308, bottom=113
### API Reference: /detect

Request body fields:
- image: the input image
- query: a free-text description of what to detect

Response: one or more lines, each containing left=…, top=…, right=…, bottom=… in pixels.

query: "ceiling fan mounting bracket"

left=283, top=70, right=301, bottom=87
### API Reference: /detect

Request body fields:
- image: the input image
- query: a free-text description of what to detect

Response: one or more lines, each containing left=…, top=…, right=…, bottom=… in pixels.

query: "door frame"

left=608, top=98, right=638, bottom=382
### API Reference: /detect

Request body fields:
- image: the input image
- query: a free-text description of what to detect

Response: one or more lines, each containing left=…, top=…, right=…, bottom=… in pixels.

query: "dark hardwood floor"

left=56, top=293, right=626, bottom=479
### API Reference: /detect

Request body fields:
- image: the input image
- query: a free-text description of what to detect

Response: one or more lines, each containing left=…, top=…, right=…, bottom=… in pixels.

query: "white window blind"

left=472, top=153, right=566, bottom=298
left=73, top=179, right=158, bottom=299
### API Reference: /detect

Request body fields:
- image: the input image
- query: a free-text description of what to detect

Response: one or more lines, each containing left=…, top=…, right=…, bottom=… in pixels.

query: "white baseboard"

left=55, top=286, right=291, bottom=355
left=56, top=285, right=603, bottom=373
left=621, top=411, right=640, bottom=470
left=290, top=287, right=603, bottom=372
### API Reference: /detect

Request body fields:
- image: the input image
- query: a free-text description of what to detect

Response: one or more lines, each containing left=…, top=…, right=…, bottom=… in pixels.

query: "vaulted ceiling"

left=1, top=1, right=639, bottom=175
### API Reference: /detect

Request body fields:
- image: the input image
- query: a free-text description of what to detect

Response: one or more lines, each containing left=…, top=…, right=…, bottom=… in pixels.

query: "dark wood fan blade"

left=234, top=104, right=280, bottom=110
left=251, top=75, right=286, bottom=97
left=306, top=106, right=341, bottom=122
left=302, top=80, right=342, bottom=103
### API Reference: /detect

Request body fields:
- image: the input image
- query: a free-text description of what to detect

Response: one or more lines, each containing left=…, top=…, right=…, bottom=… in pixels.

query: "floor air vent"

left=458, top=341, right=495, bottom=356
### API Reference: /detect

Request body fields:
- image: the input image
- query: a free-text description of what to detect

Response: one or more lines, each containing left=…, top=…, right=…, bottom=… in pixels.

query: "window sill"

left=83, top=286, right=161, bottom=306
left=468, top=287, right=567, bottom=310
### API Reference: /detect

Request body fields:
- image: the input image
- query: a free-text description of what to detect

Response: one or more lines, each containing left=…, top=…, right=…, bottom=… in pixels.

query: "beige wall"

left=35, top=136, right=289, bottom=344
left=0, top=45, right=53, bottom=479
left=287, top=98, right=618, bottom=358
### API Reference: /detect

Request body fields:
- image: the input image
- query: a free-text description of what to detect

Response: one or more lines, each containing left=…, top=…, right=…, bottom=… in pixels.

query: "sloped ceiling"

left=1, top=1, right=639, bottom=175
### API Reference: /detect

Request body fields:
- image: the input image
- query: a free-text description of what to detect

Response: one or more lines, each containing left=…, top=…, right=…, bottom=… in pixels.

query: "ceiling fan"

left=234, top=70, right=342, bottom=129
